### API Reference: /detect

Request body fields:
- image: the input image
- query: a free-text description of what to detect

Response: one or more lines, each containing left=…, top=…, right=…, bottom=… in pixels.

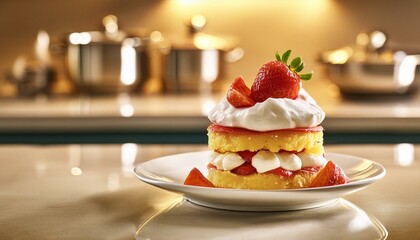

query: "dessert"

left=184, top=50, right=348, bottom=189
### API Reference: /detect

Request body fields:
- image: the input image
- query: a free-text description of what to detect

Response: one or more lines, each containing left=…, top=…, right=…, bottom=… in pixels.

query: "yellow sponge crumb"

left=208, top=129, right=324, bottom=155
left=208, top=168, right=317, bottom=189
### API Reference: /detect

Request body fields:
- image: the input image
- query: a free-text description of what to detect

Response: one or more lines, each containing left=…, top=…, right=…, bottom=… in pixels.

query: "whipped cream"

left=209, top=151, right=245, bottom=171
left=209, top=151, right=327, bottom=173
left=208, top=88, right=325, bottom=131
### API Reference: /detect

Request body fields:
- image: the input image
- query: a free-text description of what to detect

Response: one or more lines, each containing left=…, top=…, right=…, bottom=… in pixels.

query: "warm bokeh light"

left=173, top=0, right=197, bottom=6
left=347, top=211, right=372, bottom=233
left=69, top=145, right=82, bottom=176
left=191, top=14, right=206, bottom=29
left=71, top=167, right=82, bottom=176
left=395, top=53, right=418, bottom=89
left=103, top=15, right=119, bottom=36
left=121, top=143, right=138, bottom=165
left=370, top=31, right=386, bottom=49
left=394, top=143, right=414, bottom=166
left=11, top=56, right=27, bottom=79
left=324, top=47, right=353, bottom=64
left=356, top=32, right=370, bottom=47
left=193, top=33, right=226, bottom=50
left=120, top=38, right=138, bottom=86
left=118, top=93, right=135, bottom=117
left=225, top=47, right=244, bottom=63
left=168, top=0, right=330, bottom=13
left=121, top=143, right=138, bottom=176
left=35, top=30, right=51, bottom=66
left=201, top=50, right=219, bottom=83
left=150, top=31, right=163, bottom=42
left=69, top=32, right=92, bottom=45
left=200, top=97, right=216, bottom=115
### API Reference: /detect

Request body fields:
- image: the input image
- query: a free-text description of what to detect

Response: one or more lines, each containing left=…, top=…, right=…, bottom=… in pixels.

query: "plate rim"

left=134, top=150, right=386, bottom=193
left=134, top=151, right=386, bottom=211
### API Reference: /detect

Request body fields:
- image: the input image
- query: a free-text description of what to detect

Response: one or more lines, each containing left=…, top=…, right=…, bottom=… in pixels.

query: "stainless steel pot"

left=65, top=15, right=157, bottom=94
left=320, top=31, right=420, bottom=95
left=163, top=15, right=243, bottom=93
left=164, top=46, right=227, bottom=93
left=322, top=54, right=420, bottom=95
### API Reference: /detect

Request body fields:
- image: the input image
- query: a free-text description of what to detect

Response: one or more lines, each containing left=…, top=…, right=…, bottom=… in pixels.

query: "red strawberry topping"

left=226, top=76, right=256, bottom=108
left=230, top=162, right=256, bottom=175
left=237, top=150, right=257, bottom=162
left=226, top=50, right=312, bottom=107
left=309, top=161, right=349, bottom=187
left=251, top=60, right=301, bottom=101
left=184, top=167, right=215, bottom=187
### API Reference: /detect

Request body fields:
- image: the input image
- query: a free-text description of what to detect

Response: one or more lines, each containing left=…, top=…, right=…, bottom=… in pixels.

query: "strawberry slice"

left=309, top=161, right=349, bottom=187
left=184, top=168, right=215, bottom=187
left=227, top=76, right=256, bottom=108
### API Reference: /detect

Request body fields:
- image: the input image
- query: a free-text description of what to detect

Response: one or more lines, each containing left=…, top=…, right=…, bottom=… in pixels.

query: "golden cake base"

left=208, top=168, right=318, bottom=189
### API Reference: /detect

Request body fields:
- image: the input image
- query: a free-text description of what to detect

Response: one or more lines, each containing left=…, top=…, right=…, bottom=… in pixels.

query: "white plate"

left=134, top=151, right=386, bottom=211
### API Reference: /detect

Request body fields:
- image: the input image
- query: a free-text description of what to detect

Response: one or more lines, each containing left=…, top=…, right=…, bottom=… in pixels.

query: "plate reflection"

left=136, top=198, right=387, bottom=240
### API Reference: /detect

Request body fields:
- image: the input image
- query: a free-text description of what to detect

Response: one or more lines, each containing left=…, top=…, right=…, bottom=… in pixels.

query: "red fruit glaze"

left=238, top=151, right=257, bottom=162
left=230, top=162, right=256, bottom=175
left=266, top=167, right=293, bottom=178
left=251, top=60, right=301, bottom=102
left=208, top=124, right=323, bottom=135
left=226, top=76, right=256, bottom=108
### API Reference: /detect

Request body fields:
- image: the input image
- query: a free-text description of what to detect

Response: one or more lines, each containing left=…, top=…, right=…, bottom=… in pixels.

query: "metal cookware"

left=320, top=30, right=420, bottom=95
left=163, top=15, right=243, bottom=93
left=65, top=15, right=156, bottom=94
left=4, top=31, right=56, bottom=97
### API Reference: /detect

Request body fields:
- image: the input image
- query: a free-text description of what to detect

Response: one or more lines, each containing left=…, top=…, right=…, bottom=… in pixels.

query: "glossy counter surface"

left=0, top=90, right=420, bottom=144
left=1, top=143, right=419, bottom=239
left=1, top=87, right=420, bottom=134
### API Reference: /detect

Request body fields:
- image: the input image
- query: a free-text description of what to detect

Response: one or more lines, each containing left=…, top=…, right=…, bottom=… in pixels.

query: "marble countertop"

left=0, top=88, right=420, bottom=134
left=0, top=143, right=419, bottom=239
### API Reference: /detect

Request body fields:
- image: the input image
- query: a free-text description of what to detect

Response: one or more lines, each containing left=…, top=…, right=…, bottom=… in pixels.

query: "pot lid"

left=169, top=15, right=237, bottom=51
left=320, top=30, right=396, bottom=65
left=67, top=15, right=151, bottom=45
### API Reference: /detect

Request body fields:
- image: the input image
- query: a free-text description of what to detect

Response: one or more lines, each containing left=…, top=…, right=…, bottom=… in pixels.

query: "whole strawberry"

left=251, top=50, right=312, bottom=102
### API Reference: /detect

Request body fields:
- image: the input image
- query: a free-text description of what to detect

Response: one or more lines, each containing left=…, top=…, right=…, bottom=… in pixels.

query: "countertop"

left=1, top=143, right=419, bottom=239
left=1, top=82, right=420, bottom=144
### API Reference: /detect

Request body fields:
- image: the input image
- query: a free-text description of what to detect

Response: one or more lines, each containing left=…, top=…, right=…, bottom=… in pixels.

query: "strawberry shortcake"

left=204, top=50, right=348, bottom=189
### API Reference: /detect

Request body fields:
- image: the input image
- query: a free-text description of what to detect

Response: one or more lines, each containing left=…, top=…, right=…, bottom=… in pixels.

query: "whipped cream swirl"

left=208, top=88, right=325, bottom=131
left=209, top=151, right=327, bottom=173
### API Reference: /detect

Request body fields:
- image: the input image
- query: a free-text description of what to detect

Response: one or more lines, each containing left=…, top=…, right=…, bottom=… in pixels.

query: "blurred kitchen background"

left=1, top=0, right=420, bottom=144
left=1, top=0, right=420, bottom=94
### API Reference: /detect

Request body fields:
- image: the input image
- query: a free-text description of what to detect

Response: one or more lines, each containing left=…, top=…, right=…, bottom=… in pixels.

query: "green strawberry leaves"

left=275, top=50, right=313, bottom=81
left=297, top=73, right=313, bottom=81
